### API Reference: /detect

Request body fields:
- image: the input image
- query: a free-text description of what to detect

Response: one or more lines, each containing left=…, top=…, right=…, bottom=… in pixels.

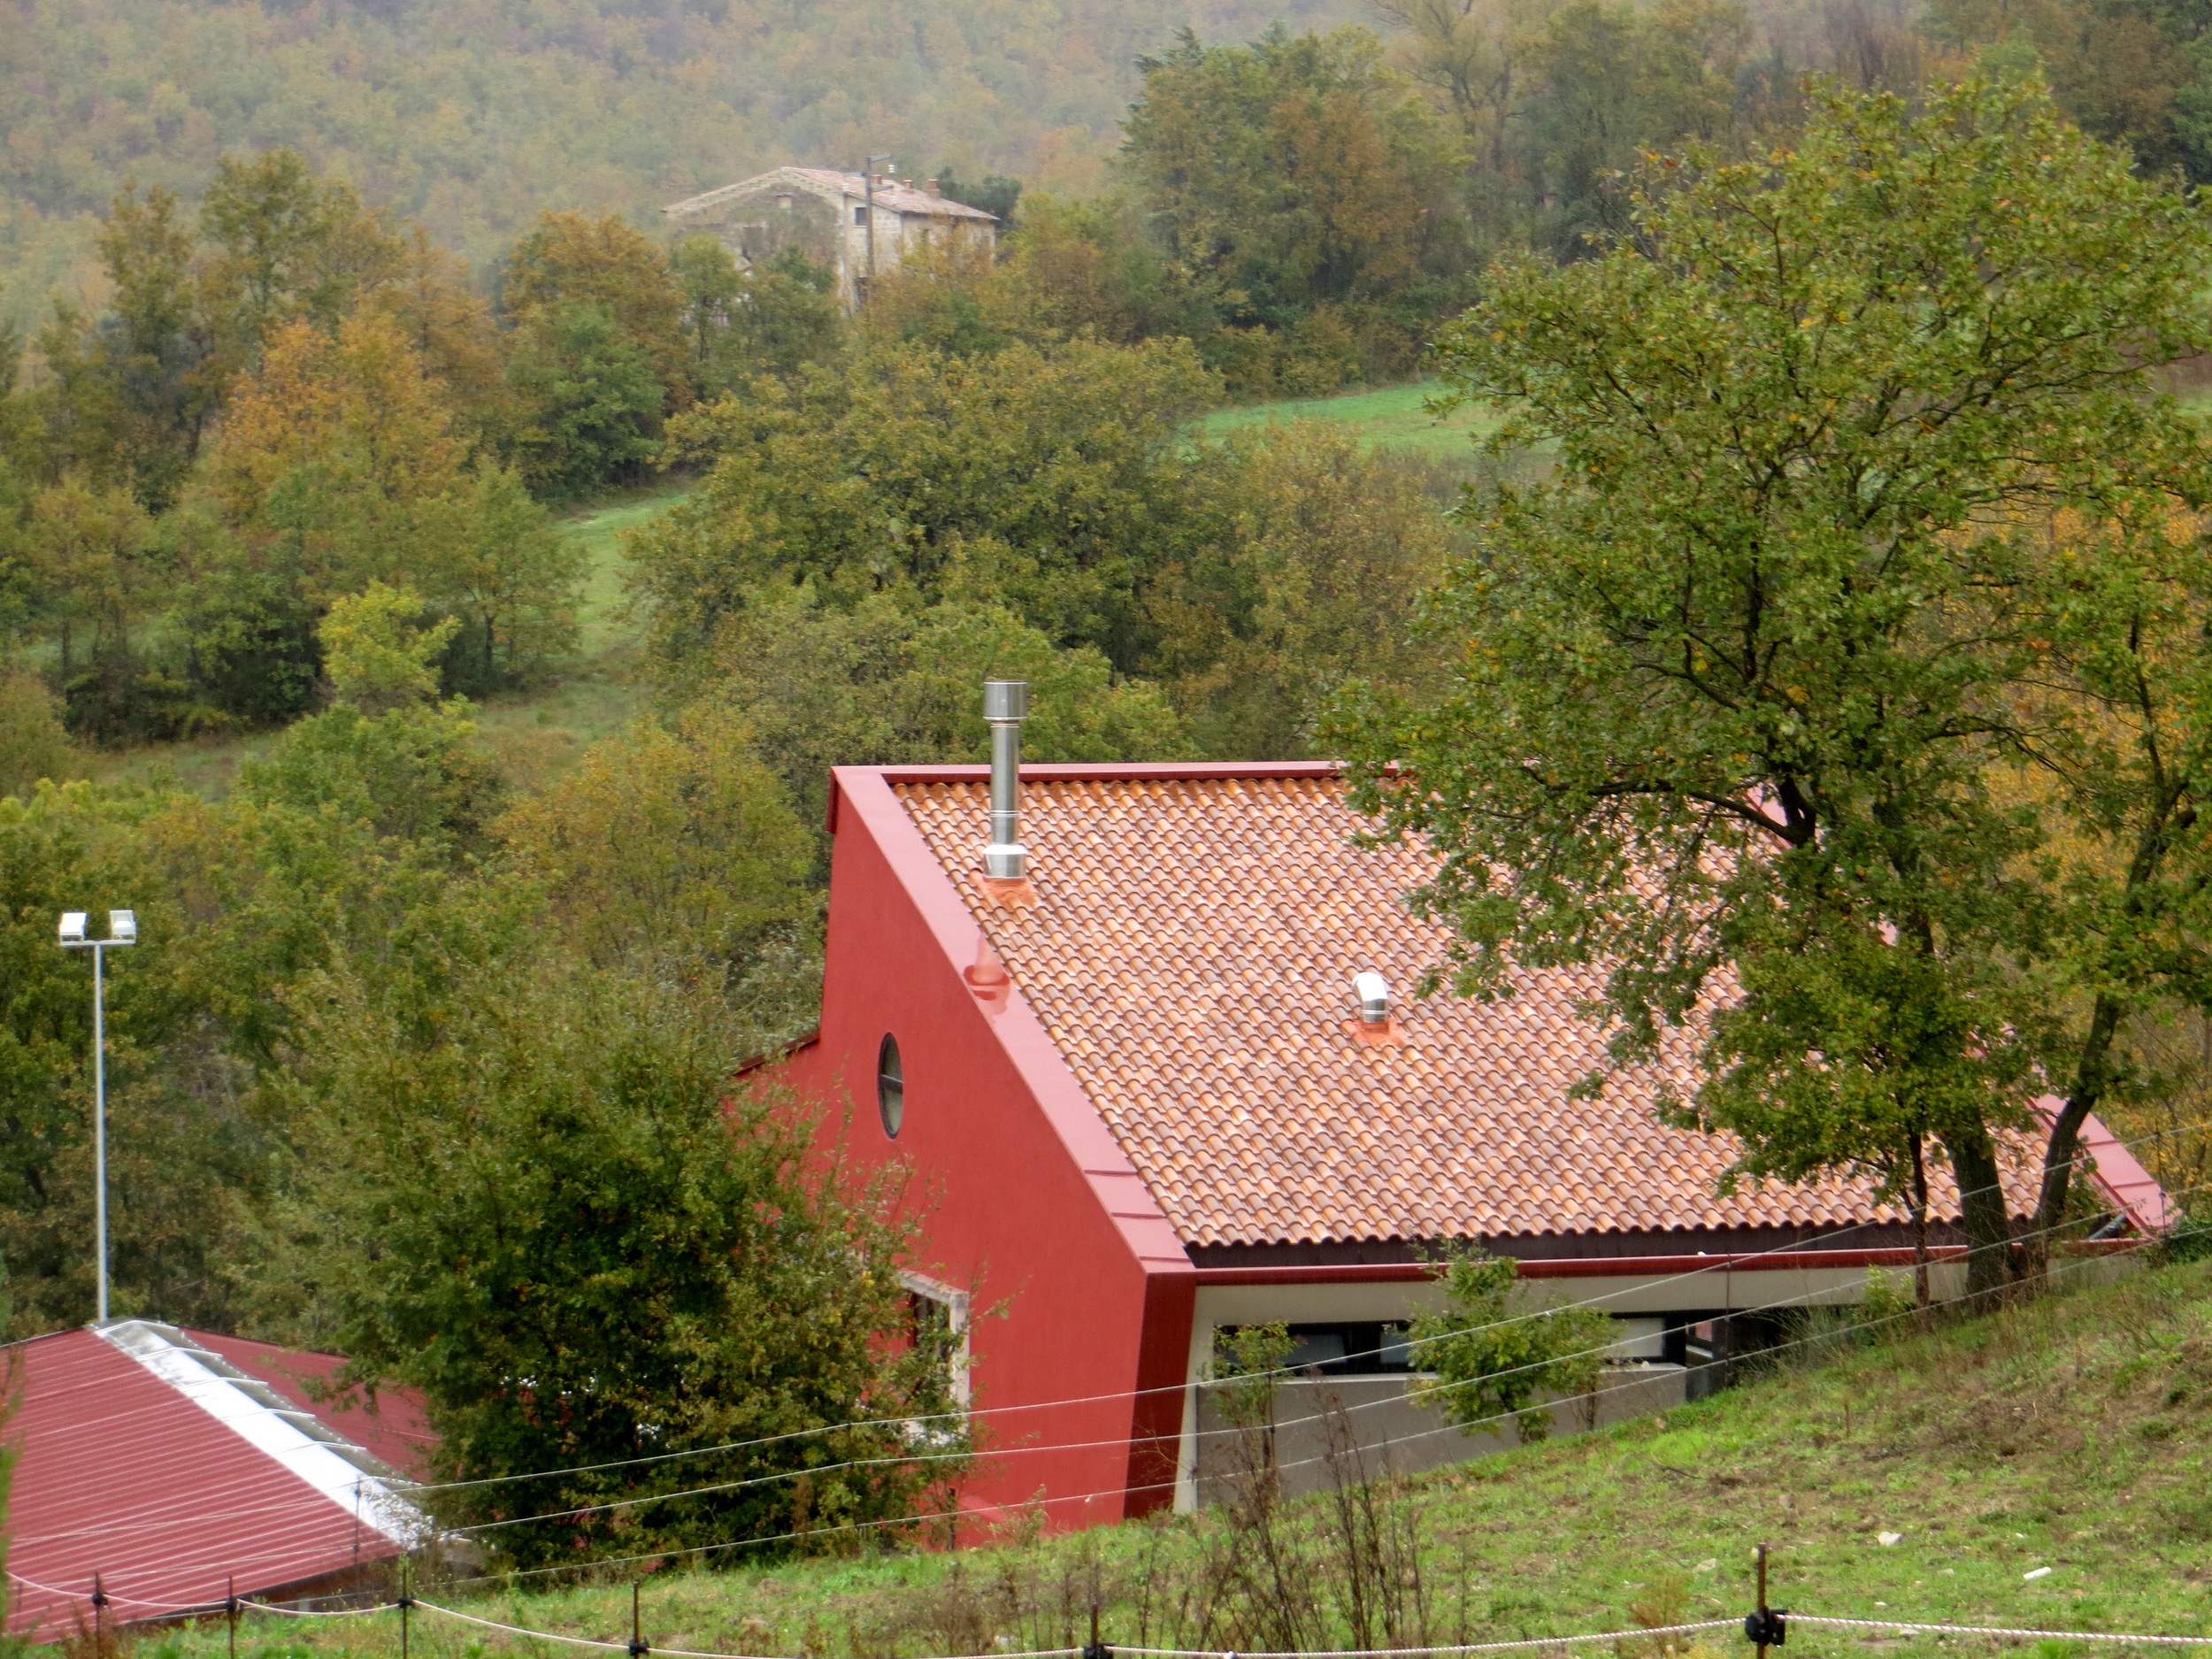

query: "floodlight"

left=58, top=912, right=86, bottom=943
left=109, top=910, right=136, bottom=944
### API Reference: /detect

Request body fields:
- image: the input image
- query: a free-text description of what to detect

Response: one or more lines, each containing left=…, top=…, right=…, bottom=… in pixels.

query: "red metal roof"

left=4, top=1324, right=429, bottom=1640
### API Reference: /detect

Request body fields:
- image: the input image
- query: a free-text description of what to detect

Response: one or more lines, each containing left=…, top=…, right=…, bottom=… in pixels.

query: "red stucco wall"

left=776, top=767, right=1196, bottom=1532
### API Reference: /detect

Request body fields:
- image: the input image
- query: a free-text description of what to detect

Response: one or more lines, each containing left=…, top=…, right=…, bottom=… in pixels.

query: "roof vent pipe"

left=1354, top=971, right=1391, bottom=1025
left=983, top=680, right=1029, bottom=879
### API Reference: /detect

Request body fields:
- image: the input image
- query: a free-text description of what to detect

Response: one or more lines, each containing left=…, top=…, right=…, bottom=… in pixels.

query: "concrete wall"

left=1188, top=1366, right=1687, bottom=1507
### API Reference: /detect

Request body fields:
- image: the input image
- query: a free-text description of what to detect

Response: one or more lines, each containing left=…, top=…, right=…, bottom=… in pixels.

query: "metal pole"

left=91, top=941, right=106, bottom=1325
left=60, top=910, right=134, bottom=1328
left=1755, top=1543, right=1770, bottom=1659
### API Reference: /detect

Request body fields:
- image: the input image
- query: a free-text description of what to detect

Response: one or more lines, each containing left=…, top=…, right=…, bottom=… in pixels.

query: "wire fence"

left=11, top=1189, right=2207, bottom=1630
left=15, top=1117, right=2204, bottom=1580
left=72, top=1174, right=2208, bottom=1596
left=9, top=1124, right=2208, bottom=1647
left=191, top=1594, right=2212, bottom=1658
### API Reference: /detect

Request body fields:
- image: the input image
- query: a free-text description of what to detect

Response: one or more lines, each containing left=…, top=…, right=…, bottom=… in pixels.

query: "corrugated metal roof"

left=4, top=1322, right=431, bottom=1640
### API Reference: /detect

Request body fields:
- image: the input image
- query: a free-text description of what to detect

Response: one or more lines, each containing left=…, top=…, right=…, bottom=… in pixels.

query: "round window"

left=877, top=1033, right=904, bottom=1139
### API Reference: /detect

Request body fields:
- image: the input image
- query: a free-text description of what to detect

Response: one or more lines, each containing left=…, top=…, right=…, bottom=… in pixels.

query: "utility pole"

left=59, top=910, right=136, bottom=1324
left=863, top=153, right=894, bottom=303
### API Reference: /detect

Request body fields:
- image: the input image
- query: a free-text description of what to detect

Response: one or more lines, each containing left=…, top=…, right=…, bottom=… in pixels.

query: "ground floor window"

left=899, top=1271, right=971, bottom=1407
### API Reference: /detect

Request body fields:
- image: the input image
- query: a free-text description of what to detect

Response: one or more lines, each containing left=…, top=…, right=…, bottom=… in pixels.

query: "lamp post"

left=58, top=909, right=135, bottom=1324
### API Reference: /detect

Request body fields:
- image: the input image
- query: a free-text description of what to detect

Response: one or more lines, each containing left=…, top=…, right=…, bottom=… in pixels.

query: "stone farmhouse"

left=663, top=166, right=998, bottom=309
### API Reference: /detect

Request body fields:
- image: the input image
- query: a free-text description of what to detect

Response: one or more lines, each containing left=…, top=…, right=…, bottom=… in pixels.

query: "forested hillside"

left=13, top=0, right=2212, bottom=331
left=4, top=0, right=2212, bottom=1571
left=0, top=0, right=1365, bottom=326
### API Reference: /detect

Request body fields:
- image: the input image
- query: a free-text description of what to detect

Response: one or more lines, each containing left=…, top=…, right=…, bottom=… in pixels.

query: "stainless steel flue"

left=983, top=679, right=1029, bottom=879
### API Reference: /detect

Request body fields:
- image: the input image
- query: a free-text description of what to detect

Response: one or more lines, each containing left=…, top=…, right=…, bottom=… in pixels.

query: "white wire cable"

left=430, top=1222, right=2185, bottom=1590
left=1790, top=1618, right=2212, bottom=1644
left=391, top=1111, right=2204, bottom=1506
left=41, top=1179, right=2177, bottom=1590
left=1112, top=1623, right=1745, bottom=1657
left=242, top=1597, right=403, bottom=1617
left=417, top=1600, right=1088, bottom=1658
left=418, top=1164, right=2212, bottom=1541
left=17, top=1134, right=2202, bottom=1611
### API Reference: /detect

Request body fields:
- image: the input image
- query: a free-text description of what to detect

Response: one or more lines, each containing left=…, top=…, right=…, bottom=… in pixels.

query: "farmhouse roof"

left=4, top=1320, right=430, bottom=1639
left=664, top=166, right=997, bottom=223
left=889, top=766, right=2136, bottom=1250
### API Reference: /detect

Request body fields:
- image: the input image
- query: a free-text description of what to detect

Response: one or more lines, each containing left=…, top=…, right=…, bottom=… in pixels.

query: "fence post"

left=1742, top=1544, right=1788, bottom=1655
left=629, top=1580, right=650, bottom=1659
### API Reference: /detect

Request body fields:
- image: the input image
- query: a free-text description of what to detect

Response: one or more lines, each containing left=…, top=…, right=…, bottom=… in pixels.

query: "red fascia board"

left=1184, top=1254, right=1950, bottom=1287
left=2024, top=1094, right=2174, bottom=1233
left=826, top=766, right=1194, bottom=1276
left=733, top=1028, right=823, bottom=1079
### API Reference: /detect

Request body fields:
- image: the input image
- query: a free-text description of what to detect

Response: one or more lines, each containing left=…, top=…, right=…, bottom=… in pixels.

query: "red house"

left=771, top=685, right=2171, bottom=1532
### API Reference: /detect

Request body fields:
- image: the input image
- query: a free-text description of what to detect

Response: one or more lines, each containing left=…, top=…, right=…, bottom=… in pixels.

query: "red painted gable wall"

left=774, top=768, right=1196, bottom=1532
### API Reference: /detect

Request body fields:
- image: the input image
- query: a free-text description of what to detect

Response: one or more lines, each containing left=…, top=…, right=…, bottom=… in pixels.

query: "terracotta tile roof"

left=664, top=167, right=997, bottom=222
left=782, top=168, right=999, bottom=219
left=896, top=773, right=2042, bottom=1249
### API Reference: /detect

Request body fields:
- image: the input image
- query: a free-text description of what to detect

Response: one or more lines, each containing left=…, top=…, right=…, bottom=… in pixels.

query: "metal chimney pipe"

left=983, top=680, right=1029, bottom=879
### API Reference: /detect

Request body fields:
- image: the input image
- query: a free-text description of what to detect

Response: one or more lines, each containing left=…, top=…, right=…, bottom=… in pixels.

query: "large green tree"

left=631, top=335, right=1220, bottom=681
left=1121, top=25, right=1473, bottom=383
left=261, top=945, right=959, bottom=1567
left=1333, top=78, right=2212, bottom=1297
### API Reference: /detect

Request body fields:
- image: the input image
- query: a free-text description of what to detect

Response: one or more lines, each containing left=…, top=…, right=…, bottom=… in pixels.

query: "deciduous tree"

left=261, top=950, right=958, bottom=1567
left=1332, top=79, right=2212, bottom=1296
left=632, top=335, right=1219, bottom=679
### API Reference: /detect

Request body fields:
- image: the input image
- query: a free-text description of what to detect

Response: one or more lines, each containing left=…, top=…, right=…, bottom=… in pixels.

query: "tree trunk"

left=2026, top=991, right=2124, bottom=1281
left=1909, top=1131, right=1932, bottom=1312
left=1948, top=1129, right=2011, bottom=1307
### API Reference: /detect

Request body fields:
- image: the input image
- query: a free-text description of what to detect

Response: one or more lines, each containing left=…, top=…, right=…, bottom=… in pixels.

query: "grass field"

left=1198, top=380, right=1497, bottom=460
left=145, top=1251, right=2212, bottom=1659
left=83, top=483, right=691, bottom=800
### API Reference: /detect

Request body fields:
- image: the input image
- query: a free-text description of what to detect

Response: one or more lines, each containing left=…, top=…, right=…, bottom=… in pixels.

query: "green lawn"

left=147, top=1252, right=2212, bottom=1659
left=1198, top=380, right=1498, bottom=460
left=559, top=480, right=694, bottom=657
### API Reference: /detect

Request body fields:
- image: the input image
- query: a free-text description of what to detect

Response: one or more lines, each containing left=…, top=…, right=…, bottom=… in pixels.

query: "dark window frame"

left=877, top=1033, right=903, bottom=1138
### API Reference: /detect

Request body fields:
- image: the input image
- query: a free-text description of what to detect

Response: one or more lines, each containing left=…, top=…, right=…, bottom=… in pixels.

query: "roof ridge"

left=95, top=1320, right=424, bottom=1546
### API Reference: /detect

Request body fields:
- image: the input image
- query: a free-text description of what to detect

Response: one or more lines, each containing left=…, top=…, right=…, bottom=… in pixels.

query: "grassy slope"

left=81, top=383, right=1473, bottom=802
left=85, top=484, right=687, bottom=800
left=150, top=1256, right=2212, bottom=1659
left=1198, top=380, right=1496, bottom=461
